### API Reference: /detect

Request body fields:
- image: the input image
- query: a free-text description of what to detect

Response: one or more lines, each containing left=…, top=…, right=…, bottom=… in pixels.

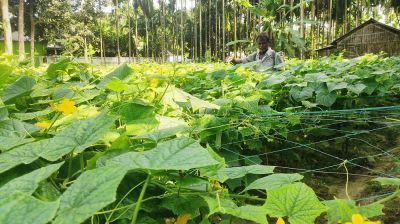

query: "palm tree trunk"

left=1, top=0, right=13, bottom=55
left=127, top=0, right=132, bottom=62
left=18, top=0, right=25, bottom=60
left=115, top=0, right=121, bottom=64
left=180, top=0, right=184, bottom=61
left=29, top=0, right=35, bottom=66
left=199, top=0, right=202, bottom=60
left=222, top=0, right=225, bottom=60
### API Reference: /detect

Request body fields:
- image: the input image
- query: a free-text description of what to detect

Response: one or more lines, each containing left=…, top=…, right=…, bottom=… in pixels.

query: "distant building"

left=316, top=18, right=400, bottom=58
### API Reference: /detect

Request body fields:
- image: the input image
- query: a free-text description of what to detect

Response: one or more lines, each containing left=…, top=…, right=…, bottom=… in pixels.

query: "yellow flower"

left=35, top=121, right=50, bottom=128
left=344, top=214, right=381, bottom=224
left=276, top=217, right=285, bottom=224
left=51, top=99, right=77, bottom=115
left=150, top=78, right=159, bottom=88
left=175, top=214, right=191, bottom=224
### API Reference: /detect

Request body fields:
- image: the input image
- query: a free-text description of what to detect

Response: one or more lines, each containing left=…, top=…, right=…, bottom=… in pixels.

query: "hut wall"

left=337, top=23, right=400, bottom=57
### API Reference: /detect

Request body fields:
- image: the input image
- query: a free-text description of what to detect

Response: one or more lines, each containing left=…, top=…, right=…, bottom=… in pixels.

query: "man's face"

left=257, top=39, right=269, bottom=53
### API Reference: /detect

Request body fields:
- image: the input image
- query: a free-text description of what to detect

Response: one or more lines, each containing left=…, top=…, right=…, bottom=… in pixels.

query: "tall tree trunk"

left=1, top=0, right=13, bottom=55
left=300, top=0, right=304, bottom=58
left=98, top=0, right=104, bottom=64
left=115, top=0, right=121, bottom=64
left=234, top=2, right=237, bottom=57
left=208, top=0, right=211, bottom=56
left=199, top=1, right=202, bottom=60
left=180, top=0, right=184, bottom=61
left=222, top=0, right=225, bottom=60
left=18, top=0, right=25, bottom=60
left=145, top=17, right=149, bottom=58
left=128, top=0, right=132, bottom=62
left=29, top=0, right=35, bottom=66
left=328, top=0, right=332, bottom=42
left=215, top=0, right=218, bottom=59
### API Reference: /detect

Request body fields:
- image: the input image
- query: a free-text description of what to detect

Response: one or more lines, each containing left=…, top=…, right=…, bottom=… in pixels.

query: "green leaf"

left=161, top=195, right=206, bottom=217
left=2, top=76, right=36, bottom=103
left=135, top=116, right=189, bottom=141
left=0, top=119, right=41, bottom=151
left=13, top=108, right=54, bottom=121
left=289, top=87, right=314, bottom=102
left=46, top=58, right=72, bottom=79
left=107, top=137, right=219, bottom=170
left=214, top=165, right=275, bottom=182
left=347, top=83, right=367, bottom=95
left=327, top=81, right=348, bottom=92
left=0, top=113, right=115, bottom=173
left=201, top=195, right=239, bottom=216
left=105, top=78, right=128, bottom=92
left=115, top=102, right=159, bottom=135
left=373, top=177, right=400, bottom=186
left=0, top=162, right=63, bottom=199
left=304, top=72, right=329, bottom=82
left=97, top=63, right=132, bottom=88
left=266, top=183, right=326, bottom=224
left=260, top=75, right=286, bottom=87
left=245, top=173, right=303, bottom=191
left=316, top=88, right=337, bottom=107
left=53, top=166, right=127, bottom=224
left=237, top=205, right=268, bottom=224
left=0, top=192, right=59, bottom=224
left=323, top=199, right=383, bottom=223
left=163, top=87, right=220, bottom=112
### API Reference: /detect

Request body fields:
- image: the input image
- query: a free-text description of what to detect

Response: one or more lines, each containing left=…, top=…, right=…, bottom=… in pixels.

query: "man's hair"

left=256, top=32, right=270, bottom=42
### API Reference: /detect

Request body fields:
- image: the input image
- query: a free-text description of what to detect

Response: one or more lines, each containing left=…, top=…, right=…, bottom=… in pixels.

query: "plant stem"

left=131, top=174, right=151, bottom=224
left=372, top=189, right=400, bottom=205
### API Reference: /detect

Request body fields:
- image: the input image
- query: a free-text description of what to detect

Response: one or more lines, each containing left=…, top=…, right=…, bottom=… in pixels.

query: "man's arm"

left=227, top=52, right=257, bottom=64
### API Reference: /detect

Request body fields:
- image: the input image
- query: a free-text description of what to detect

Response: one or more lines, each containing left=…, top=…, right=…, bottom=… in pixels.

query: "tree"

left=1, top=0, right=13, bottom=55
left=18, top=0, right=25, bottom=60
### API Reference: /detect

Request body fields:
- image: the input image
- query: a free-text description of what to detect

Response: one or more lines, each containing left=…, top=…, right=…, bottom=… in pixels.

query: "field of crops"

left=0, top=54, right=400, bottom=224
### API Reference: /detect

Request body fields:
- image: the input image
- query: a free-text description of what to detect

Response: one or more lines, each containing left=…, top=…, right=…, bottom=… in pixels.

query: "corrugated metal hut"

left=316, top=18, right=400, bottom=58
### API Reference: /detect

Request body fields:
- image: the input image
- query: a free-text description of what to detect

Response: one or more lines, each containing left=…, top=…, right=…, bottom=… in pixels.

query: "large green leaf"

left=115, top=102, right=159, bottom=135
left=260, top=75, right=286, bottom=87
left=161, top=195, right=207, bottom=217
left=265, top=183, right=326, bottom=224
left=326, top=81, right=348, bottom=92
left=2, top=76, right=36, bottom=103
left=53, top=166, right=127, bottom=224
left=245, top=173, right=303, bottom=191
left=13, top=108, right=54, bottom=121
left=97, top=63, right=132, bottom=88
left=135, top=116, right=189, bottom=141
left=163, top=87, right=220, bottom=112
left=201, top=195, right=239, bottom=216
left=0, top=192, right=59, bottom=224
left=46, top=58, right=72, bottom=79
left=201, top=196, right=268, bottom=224
left=347, top=83, right=367, bottom=95
left=237, top=205, right=268, bottom=224
left=323, top=199, right=384, bottom=223
left=213, top=165, right=275, bottom=182
left=0, top=162, right=63, bottom=199
left=107, top=137, right=219, bottom=170
left=0, top=99, right=8, bottom=120
left=0, top=112, right=115, bottom=173
left=316, top=88, right=337, bottom=107
left=289, top=87, right=314, bottom=102
left=304, top=72, right=329, bottom=82
left=0, top=119, right=41, bottom=151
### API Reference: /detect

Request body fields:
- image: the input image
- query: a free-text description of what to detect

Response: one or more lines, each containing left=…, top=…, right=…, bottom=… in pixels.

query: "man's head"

left=256, top=32, right=270, bottom=54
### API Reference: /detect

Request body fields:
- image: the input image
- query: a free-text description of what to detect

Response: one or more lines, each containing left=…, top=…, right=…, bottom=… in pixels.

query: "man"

left=227, top=32, right=283, bottom=72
